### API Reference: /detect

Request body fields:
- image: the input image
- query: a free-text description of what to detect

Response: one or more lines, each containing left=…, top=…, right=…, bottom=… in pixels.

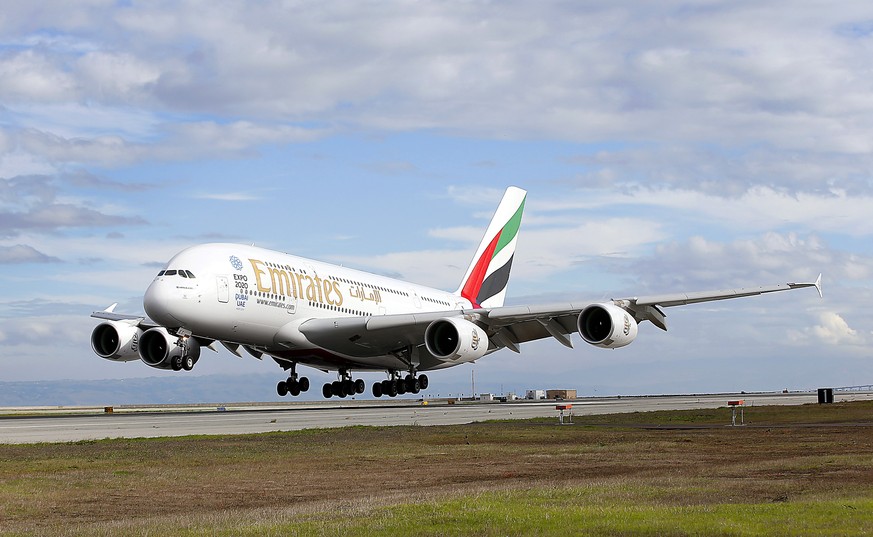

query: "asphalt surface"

left=1, top=391, right=871, bottom=444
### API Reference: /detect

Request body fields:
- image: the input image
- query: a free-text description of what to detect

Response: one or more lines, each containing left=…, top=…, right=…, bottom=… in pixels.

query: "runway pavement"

left=1, top=391, right=871, bottom=444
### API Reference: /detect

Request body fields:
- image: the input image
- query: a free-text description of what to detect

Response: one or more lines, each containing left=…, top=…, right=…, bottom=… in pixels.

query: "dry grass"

left=1, top=401, right=873, bottom=535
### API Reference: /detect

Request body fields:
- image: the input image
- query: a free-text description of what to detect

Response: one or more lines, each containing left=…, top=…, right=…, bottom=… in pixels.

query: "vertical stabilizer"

left=455, top=186, right=526, bottom=308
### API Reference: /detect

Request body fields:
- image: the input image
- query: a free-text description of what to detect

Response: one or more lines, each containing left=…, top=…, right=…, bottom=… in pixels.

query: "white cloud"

left=1, top=2, right=869, bottom=151
left=0, top=50, right=77, bottom=102
left=194, top=192, right=261, bottom=202
left=533, top=187, right=873, bottom=238
left=1, top=2, right=872, bottom=196
left=0, top=244, right=60, bottom=264
left=0, top=119, right=325, bottom=169
left=75, top=51, right=161, bottom=103
left=164, top=121, right=323, bottom=154
left=797, top=311, right=870, bottom=347
left=812, top=312, right=863, bottom=345
left=8, top=103, right=162, bottom=140
left=0, top=150, right=57, bottom=178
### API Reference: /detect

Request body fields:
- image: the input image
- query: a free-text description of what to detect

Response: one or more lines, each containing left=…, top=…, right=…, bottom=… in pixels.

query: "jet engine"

left=577, top=303, right=638, bottom=348
left=139, top=327, right=201, bottom=370
left=424, top=317, right=489, bottom=363
left=91, top=321, right=143, bottom=362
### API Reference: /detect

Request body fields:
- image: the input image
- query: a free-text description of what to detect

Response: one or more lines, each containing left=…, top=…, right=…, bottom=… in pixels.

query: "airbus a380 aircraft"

left=91, top=187, right=822, bottom=399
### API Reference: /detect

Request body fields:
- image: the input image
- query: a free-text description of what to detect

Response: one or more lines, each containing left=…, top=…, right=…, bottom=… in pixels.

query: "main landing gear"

left=276, top=363, right=310, bottom=397
left=322, top=370, right=365, bottom=398
left=372, top=372, right=428, bottom=398
left=275, top=364, right=429, bottom=399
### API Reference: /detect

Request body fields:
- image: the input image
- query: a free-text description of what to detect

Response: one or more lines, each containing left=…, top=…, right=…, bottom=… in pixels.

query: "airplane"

left=90, top=186, right=822, bottom=399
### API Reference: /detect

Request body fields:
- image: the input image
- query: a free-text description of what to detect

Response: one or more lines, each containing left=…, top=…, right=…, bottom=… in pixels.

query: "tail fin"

left=455, top=186, right=527, bottom=308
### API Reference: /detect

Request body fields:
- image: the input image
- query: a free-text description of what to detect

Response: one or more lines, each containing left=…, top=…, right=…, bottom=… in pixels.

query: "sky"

left=1, top=1, right=871, bottom=400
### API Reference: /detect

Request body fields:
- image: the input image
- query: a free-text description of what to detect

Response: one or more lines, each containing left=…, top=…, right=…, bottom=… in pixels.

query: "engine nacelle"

left=577, top=303, right=639, bottom=349
left=424, top=317, right=489, bottom=363
left=139, top=327, right=201, bottom=370
left=91, top=321, right=143, bottom=362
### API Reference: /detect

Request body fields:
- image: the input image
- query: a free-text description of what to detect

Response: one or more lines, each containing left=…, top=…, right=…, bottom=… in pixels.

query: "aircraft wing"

left=90, top=303, right=156, bottom=328
left=293, top=275, right=822, bottom=357
left=484, top=274, right=822, bottom=346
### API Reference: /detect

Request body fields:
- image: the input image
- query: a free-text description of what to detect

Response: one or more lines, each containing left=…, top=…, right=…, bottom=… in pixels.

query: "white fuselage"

left=143, top=243, right=473, bottom=371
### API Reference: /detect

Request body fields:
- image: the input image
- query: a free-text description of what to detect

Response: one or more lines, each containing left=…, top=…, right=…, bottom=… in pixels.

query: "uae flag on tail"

left=456, top=187, right=526, bottom=309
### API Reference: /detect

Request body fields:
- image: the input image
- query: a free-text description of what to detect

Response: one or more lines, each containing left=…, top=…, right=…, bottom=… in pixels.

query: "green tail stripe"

left=493, top=197, right=525, bottom=258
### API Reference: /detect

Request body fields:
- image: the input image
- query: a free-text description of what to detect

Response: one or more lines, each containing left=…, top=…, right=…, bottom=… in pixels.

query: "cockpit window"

left=157, top=269, right=196, bottom=278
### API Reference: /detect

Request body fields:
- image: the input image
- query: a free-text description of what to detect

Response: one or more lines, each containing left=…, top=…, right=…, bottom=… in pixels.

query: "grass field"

left=1, top=401, right=872, bottom=535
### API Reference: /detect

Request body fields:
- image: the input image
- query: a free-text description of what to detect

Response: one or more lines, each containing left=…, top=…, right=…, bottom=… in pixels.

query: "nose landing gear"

left=170, top=334, right=197, bottom=371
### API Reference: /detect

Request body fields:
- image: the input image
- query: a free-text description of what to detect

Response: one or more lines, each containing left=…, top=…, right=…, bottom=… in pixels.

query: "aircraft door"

left=217, top=276, right=230, bottom=303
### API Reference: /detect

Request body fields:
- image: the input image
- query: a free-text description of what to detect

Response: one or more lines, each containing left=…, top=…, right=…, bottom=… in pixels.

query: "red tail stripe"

left=460, top=230, right=502, bottom=307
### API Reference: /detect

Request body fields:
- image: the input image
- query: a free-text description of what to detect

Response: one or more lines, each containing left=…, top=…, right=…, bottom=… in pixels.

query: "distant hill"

left=0, top=374, right=671, bottom=407
left=0, top=374, right=312, bottom=406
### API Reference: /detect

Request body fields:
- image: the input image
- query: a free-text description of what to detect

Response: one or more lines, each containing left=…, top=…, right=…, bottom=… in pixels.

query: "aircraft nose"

left=143, top=280, right=181, bottom=327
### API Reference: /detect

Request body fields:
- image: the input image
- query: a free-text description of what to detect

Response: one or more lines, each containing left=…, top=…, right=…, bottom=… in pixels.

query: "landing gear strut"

left=372, top=370, right=428, bottom=398
left=170, top=335, right=196, bottom=371
left=322, top=370, right=366, bottom=399
left=277, top=363, right=310, bottom=397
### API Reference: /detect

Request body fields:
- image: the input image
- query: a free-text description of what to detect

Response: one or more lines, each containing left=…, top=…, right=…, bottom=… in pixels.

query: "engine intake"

left=577, top=303, right=638, bottom=348
left=91, top=321, right=143, bottom=362
left=139, top=327, right=201, bottom=370
left=424, top=317, right=489, bottom=363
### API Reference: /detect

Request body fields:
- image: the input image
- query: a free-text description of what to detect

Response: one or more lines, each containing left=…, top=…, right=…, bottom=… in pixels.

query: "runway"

left=1, top=391, right=870, bottom=444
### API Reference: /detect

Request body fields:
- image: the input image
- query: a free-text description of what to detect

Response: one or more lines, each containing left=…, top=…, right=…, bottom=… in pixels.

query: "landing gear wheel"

left=354, top=379, right=365, bottom=394
left=372, top=382, right=383, bottom=398
left=331, top=380, right=344, bottom=398
left=171, top=356, right=183, bottom=371
left=298, top=377, right=310, bottom=392
left=277, top=381, right=288, bottom=397
left=182, top=356, right=194, bottom=371
left=322, top=383, right=332, bottom=399
left=409, top=378, right=421, bottom=394
left=343, top=379, right=355, bottom=397
left=419, top=374, right=429, bottom=390
left=387, top=381, right=398, bottom=398
left=396, top=379, right=407, bottom=395
left=288, top=379, right=301, bottom=397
